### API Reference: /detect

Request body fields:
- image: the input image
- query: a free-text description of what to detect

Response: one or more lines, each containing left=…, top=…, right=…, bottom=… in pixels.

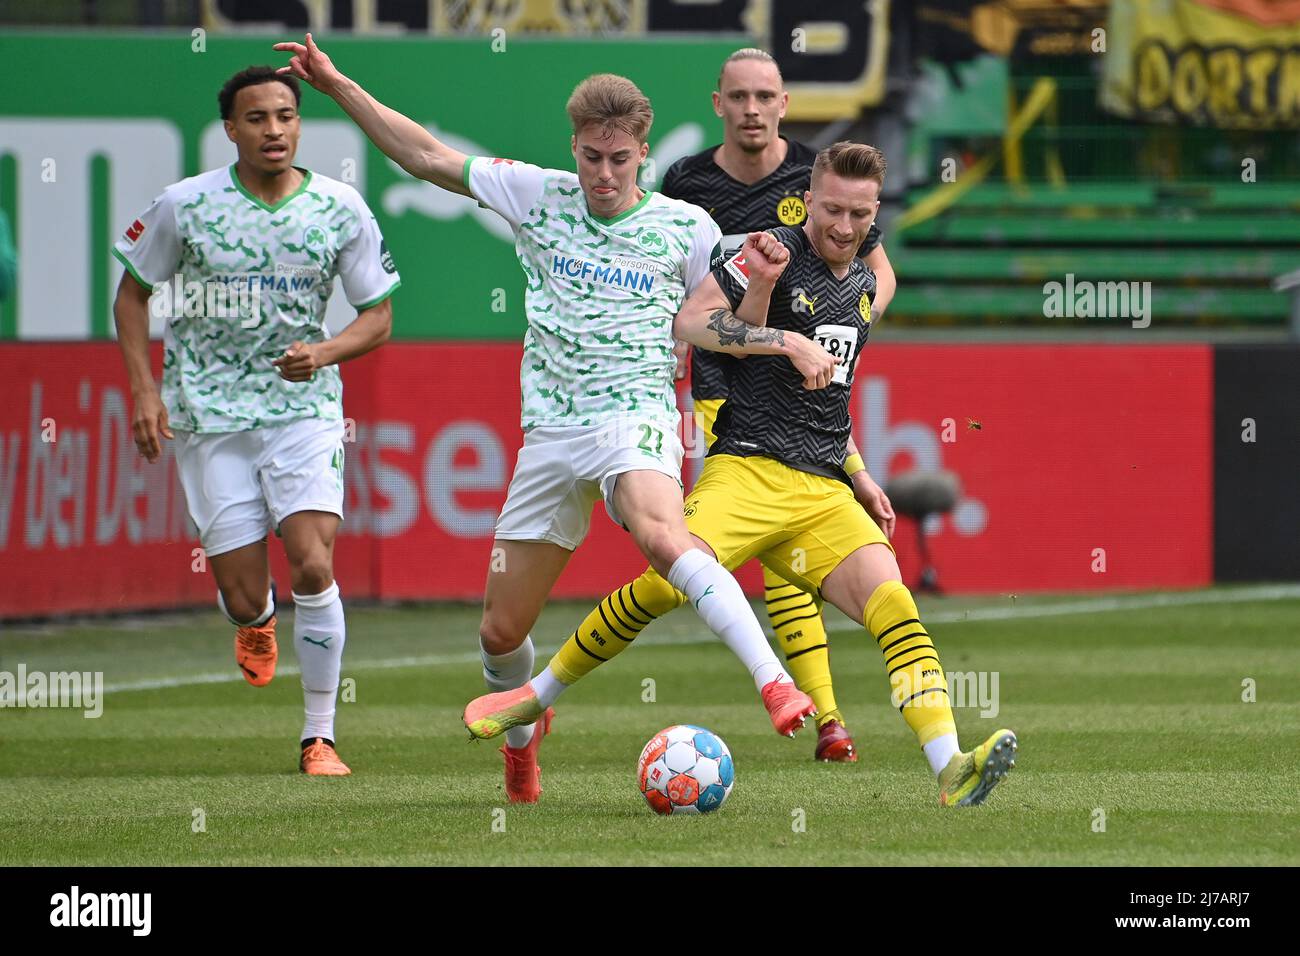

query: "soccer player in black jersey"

left=468, top=142, right=1018, bottom=808
left=660, top=49, right=897, bottom=762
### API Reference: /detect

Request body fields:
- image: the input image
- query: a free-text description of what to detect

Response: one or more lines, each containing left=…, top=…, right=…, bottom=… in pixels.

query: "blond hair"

left=717, top=48, right=783, bottom=89
left=812, top=141, right=887, bottom=188
left=566, top=74, right=654, bottom=143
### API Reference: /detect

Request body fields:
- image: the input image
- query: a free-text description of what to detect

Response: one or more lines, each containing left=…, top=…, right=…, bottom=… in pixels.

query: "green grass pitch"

left=1, top=586, right=1297, bottom=866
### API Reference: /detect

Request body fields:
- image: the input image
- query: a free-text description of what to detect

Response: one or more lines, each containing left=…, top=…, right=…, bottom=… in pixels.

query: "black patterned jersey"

left=708, top=225, right=876, bottom=483
left=660, top=136, right=882, bottom=401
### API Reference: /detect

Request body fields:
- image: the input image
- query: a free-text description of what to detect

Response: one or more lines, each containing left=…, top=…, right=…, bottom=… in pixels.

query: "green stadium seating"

left=891, top=179, right=1299, bottom=326
left=891, top=285, right=1287, bottom=321
left=892, top=248, right=1293, bottom=282
left=900, top=215, right=1300, bottom=245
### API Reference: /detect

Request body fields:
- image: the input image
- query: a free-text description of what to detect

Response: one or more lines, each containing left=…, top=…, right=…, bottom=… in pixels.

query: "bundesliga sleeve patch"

left=490, top=158, right=516, bottom=165
left=124, top=219, right=146, bottom=243
left=723, top=250, right=751, bottom=289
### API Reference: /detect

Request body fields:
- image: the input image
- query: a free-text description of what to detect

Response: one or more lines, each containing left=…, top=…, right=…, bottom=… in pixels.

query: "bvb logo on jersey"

left=859, top=290, right=872, bottom=323
left=777, top=195, right=807, bottom=226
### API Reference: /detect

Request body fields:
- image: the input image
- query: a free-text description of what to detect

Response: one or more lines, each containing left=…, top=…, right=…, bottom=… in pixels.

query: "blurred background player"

left=112, top=66, right=400, bottom=775
left=274, top=35, right=817, bottom=803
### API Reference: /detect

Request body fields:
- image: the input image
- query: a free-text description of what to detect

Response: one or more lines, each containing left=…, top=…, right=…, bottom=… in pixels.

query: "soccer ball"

left=636, top=724, right=735, bottom=815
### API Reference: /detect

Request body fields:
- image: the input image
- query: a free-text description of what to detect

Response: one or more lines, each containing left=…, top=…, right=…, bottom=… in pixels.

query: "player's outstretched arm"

left=271, top=298, right=393, bottom=382
left=112, top=273, right=173, bottom=463
left=274, top=33, right=470, bottom=196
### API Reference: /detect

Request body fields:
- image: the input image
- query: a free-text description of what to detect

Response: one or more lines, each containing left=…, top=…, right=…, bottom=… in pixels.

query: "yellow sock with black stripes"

left=863, top=580, right=957, bottom=750
left=763, top=564, right=841, bottom=727
left=547, top=568, right=685, bottom=686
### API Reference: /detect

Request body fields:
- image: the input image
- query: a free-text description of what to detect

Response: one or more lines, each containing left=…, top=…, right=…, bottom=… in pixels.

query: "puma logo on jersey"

left=794, top=291, right=818, bottom=314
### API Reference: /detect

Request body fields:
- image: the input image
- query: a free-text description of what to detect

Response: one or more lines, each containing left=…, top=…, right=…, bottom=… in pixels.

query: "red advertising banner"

left=0, top=343, right=1212, bottom=618
left=853, top=344, right=1213, bottom=593
left=0, top=344, right=212, bottom=617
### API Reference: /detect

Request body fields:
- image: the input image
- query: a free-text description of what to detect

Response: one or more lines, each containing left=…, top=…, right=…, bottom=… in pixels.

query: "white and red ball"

left=637, top=724, right=735, bottom=815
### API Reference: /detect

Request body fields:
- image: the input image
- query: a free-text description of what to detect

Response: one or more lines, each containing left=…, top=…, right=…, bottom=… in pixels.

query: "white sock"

left=481, top=635, right=535, bottom=749
left=924, top=733, right=961, bottom=776
left=530, top=665, right=567, bottom=708
left=293, top=582, right=346, bottom=743
left=218, top=587, right=274, bottom=627
left=667, top=548, right=786, bottom=692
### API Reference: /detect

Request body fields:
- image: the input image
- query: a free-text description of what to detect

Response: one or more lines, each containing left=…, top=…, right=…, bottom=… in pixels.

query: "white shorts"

left=495, top=417, right=684, bottom=550
left=174, top=417, right=346, bottom=557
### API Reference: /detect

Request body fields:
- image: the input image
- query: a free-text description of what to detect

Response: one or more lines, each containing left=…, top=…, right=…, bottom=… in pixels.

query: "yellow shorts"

left=693, top=397, right=724, bottom=449
left=683, top=454, right=893, bottom=596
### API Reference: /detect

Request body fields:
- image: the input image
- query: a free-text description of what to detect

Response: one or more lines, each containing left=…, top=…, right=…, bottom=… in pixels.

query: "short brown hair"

left=566, top=74, right=654, bottom=143
left=717, top=48, right=783, bottom=89
left=812, top=141, right=887, bottom=189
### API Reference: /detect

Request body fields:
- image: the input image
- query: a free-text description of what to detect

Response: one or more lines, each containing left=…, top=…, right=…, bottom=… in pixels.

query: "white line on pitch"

left=100, top=584, right=1300, bottom=694
left=101, top=652, right=484, bottom=694
left=826, top=583, right=1300, bottom=632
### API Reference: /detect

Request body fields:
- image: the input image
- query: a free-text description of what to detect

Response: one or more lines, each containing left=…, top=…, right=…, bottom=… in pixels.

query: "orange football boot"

left=760, top=678, right=817, bottom=737
left=235, top=617, right=278, bottom=686
left=500, top=707, right=554, bottom=804
left=463, top=683, right=545, bottom=740
left=300, top=737, right=351, bottom=776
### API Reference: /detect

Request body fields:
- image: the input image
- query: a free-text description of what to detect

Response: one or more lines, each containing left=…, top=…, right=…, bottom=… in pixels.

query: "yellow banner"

left=1101, top=0, right=1300, bottom=128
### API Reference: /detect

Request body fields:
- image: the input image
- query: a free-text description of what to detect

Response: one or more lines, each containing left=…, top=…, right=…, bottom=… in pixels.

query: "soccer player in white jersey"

left=275, top=34, right=819, bottom=802
left=112, top=67, right=401, bottom=775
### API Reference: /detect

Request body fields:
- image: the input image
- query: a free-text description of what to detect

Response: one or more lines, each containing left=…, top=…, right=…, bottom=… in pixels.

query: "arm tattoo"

left=706, top=309, right=785, bottom=351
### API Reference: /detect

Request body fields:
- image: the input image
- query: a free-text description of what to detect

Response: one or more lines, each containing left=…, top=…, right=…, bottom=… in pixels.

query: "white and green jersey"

left=113, top=165, right=400, bottom=433
left=464, top=157, right=722, bottom=431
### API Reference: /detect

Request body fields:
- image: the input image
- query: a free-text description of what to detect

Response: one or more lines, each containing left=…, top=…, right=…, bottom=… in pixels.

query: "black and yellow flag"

left=1101, top=0, right=1300, bottom=128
